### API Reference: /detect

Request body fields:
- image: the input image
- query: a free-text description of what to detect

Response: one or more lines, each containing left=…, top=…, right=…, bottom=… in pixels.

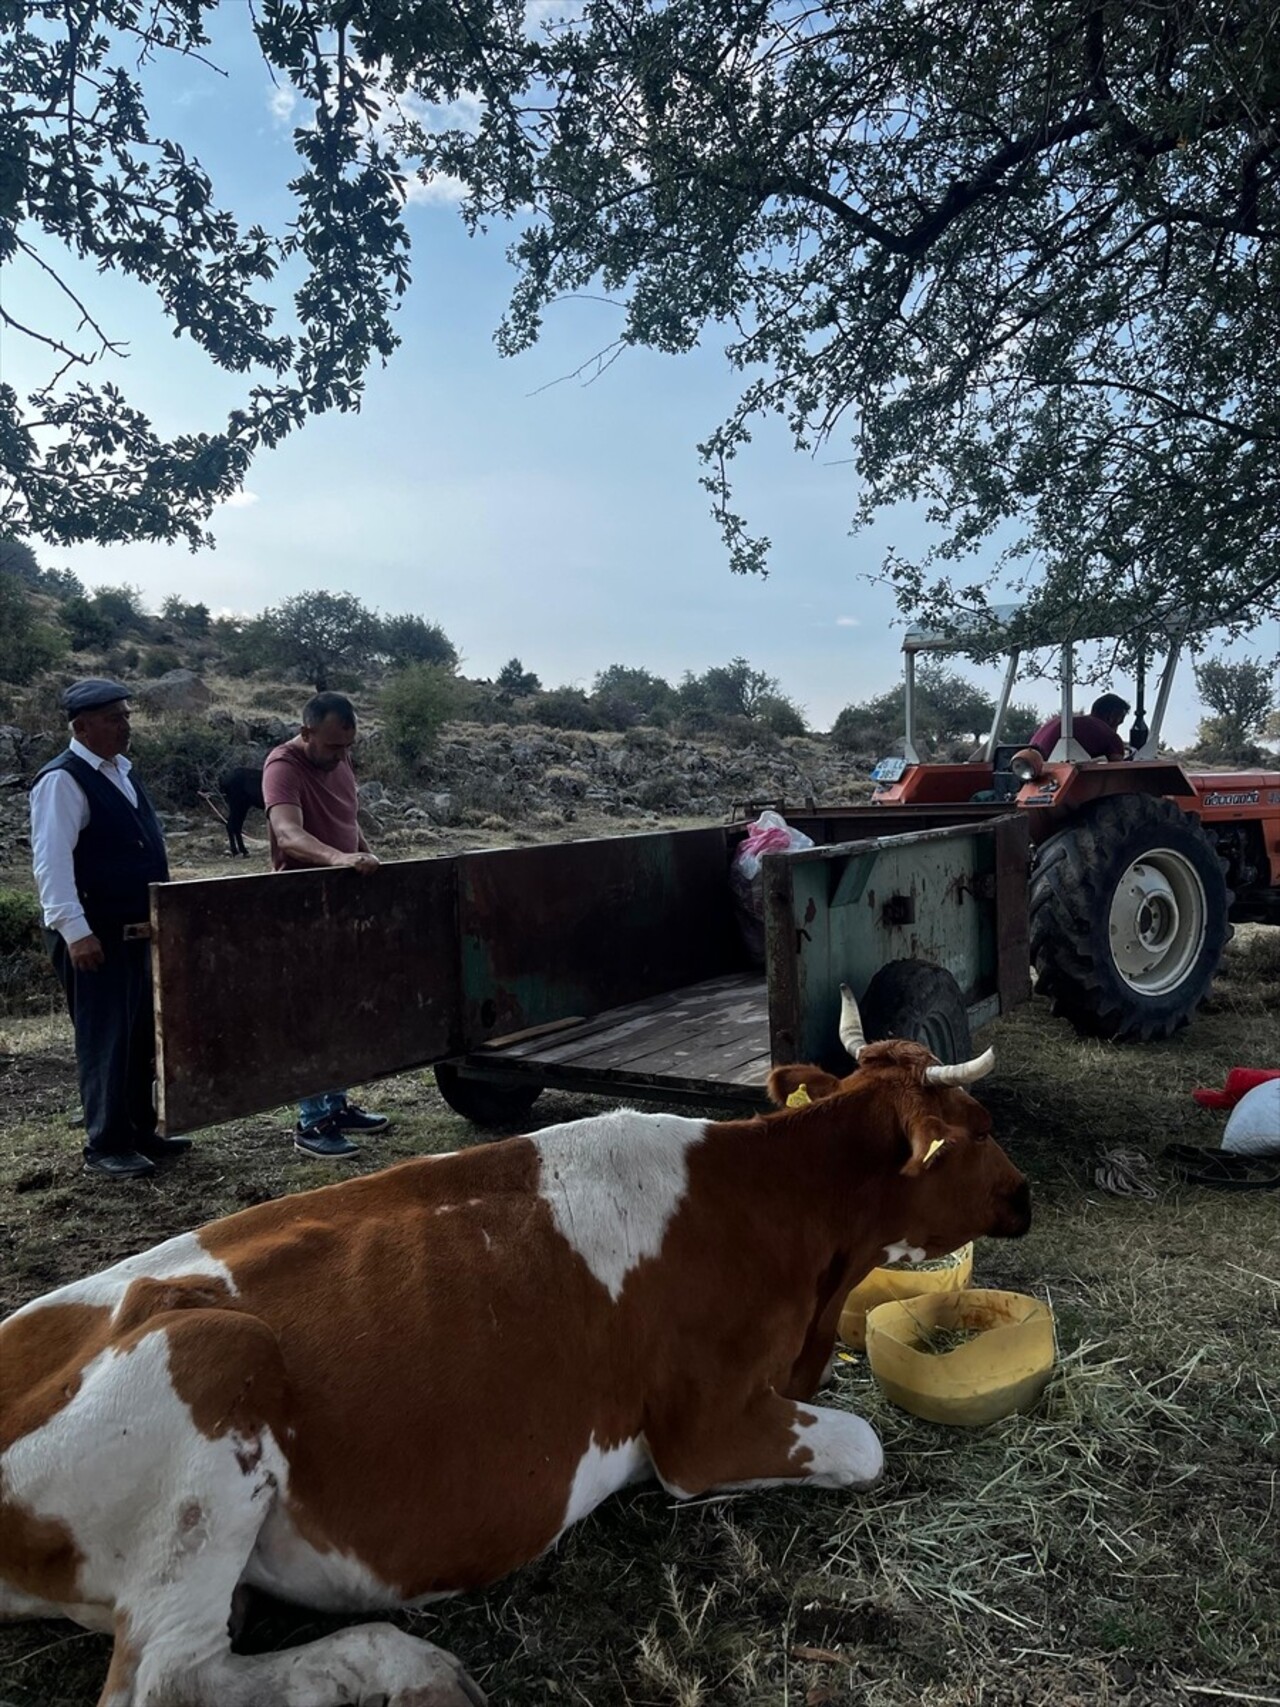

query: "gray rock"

left=132, top=669, right=212, bottom=714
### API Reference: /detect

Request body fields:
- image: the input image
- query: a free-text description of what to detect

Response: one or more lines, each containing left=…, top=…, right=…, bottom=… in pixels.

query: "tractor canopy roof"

left=902, top=602, right=1190, bottom=656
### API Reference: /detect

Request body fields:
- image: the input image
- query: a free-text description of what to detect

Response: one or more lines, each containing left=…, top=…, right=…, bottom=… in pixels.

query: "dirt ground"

left=0, top=825, right=1277, bottom=1707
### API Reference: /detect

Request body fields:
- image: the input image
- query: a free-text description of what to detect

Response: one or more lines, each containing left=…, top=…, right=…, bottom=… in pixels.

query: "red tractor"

left=868, top=612, right=1280, bottom=1042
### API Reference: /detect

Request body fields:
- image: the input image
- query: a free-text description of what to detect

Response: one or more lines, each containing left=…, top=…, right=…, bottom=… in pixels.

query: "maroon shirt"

left=1029, top=713, right=1125, bottom=761
left=262, top=741, right=360, bottom=871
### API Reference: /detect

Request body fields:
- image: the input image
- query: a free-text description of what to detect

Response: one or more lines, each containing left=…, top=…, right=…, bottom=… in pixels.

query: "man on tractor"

left=1029, top=692, right=1130, bottom=762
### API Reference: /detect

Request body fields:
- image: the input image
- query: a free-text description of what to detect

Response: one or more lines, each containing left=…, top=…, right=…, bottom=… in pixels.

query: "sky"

left=4, top=12, right=1276, bottom=745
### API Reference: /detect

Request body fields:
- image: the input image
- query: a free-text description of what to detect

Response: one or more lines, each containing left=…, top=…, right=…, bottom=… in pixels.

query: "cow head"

left=765, top=985, right=1031, bottom=1256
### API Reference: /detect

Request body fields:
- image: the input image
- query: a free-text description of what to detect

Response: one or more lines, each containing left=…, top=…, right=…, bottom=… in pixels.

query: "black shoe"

left=330, top=1101, right=390, bottom=1133
left=294, top=1117, right=360, bottom=1160
left=137, top=1135, right=193, bottom=1162
left=84, top=1150, right=157, bottom=1180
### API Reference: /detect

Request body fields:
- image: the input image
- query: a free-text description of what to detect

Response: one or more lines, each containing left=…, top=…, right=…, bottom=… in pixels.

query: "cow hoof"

left=386, top=1656, right=488, bottom=1707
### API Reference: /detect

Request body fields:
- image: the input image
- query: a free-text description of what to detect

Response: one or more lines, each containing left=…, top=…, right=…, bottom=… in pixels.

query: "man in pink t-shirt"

left=263, top=693, right=390, bottom=1159
left=1030, top=692, right=1129, bottom=762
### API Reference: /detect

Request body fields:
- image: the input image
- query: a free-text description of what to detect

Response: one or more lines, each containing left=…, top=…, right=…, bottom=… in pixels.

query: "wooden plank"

left=493, top=973, right=756, bottom=1066
left=152, top=859, right=461, bottom=1134
left=618, top=990, right=771, bottom=1076
left=551, top=984, right=762, bottom=1068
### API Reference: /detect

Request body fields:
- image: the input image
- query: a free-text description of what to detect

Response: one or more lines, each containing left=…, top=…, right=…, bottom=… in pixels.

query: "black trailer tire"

left=433, top=1064, right=542, bottom=1126
left=1029, top=794, right=1231, bottom=1042
left=859, top=960, right=974, bottom=1065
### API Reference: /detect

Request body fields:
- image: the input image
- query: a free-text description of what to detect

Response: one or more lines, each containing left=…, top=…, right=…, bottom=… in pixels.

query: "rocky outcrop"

left=362, top=723, right=874, bottom=827
left=132, top=669, right=212, bottom=713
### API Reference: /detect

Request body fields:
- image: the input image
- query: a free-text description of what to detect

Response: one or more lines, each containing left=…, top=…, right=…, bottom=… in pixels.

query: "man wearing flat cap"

left=29, top=679, right=190, bottom=1179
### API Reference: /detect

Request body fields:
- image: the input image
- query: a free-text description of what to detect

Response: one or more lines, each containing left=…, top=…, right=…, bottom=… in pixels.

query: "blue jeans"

left=299, top=1091, right=347, bottom=1127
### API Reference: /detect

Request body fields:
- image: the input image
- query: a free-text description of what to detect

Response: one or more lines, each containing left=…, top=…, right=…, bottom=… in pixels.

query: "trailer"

left=149, top=806, right=1031, bottom=1134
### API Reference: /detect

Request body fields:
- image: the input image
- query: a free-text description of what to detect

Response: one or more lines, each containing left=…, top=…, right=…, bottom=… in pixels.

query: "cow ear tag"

left=923, top=1137, right=946, bottom=1166
left=786, top=1084, right=812, bottom=1108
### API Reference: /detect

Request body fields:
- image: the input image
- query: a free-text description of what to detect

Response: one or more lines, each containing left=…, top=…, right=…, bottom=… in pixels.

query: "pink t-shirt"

left=262, top=741, right=360, bottom=871
left=1029, top=713, right=1125, bottom=761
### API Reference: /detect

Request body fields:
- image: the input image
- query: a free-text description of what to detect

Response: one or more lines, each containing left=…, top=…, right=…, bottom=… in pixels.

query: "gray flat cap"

left=62, top=678, right=131, bottom=719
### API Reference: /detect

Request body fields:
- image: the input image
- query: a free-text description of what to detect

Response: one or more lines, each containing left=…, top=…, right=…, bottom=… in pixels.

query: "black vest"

left=35, top=750, right=169, bottom=931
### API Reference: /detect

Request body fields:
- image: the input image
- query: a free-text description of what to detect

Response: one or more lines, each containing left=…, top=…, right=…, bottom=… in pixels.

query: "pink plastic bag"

left=730, top=812, right=815, bottom=962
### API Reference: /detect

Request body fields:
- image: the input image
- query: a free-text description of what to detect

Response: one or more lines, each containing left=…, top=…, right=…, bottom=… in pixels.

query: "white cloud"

left=220, top=490, right=260, bottom=509
left=405, top=172, right=469, bottom=207
left=835, top=615, right=860, bottom=627
left=268, top=85, right=298, bottom=125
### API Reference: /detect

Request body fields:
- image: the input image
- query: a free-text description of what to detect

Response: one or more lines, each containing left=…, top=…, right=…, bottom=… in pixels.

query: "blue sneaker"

left=294, top=1117, right=360, bottom=1160
left=330, top=1100, right=390, bottom=1133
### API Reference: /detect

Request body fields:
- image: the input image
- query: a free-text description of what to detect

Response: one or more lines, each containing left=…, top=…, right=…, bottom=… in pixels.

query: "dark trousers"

left=46, top=929, right=157, bottom=1159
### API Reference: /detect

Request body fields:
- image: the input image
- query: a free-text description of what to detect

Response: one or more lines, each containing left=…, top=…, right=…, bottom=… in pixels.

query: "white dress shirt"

left=30, top=739, right=141, bottom=945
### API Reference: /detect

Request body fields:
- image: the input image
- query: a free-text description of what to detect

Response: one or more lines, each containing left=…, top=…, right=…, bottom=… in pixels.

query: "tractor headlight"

left=1009, top=748, right=1045, bottom=783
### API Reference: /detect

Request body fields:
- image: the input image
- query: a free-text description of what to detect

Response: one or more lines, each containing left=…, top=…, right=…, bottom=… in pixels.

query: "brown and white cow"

left=0, top=988, right=1030, bottom=1707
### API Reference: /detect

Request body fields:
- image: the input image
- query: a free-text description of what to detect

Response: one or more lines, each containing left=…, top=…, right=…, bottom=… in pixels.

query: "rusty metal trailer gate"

left=150, top=808, right=1030, bottom=1135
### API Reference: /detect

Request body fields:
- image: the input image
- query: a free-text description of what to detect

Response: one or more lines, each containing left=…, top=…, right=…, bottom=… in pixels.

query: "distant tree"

left=90, top=584, right=148, bottom=637
left=696, top=658, right=779, bottom=720
left=753, top=694, right=807, bottom=737
left=830, top=663, right=1006, bottom=754
left=534, top=688, right=600, bottom=730
left=161, top=594, right=211, bottom=637
left=1004, top=701, right=1046, bottom=743
left=829, top=696, right=900, bottom=754
left=210, top=613, right=277, bottom=677
left=262, top=590, right=382, bottom=691
left=1193, top=656, right=1276, bottom=763
left=590, top=664, right=677, bottom=727
left=379, top=614, right=458, bottom=671
left=0, top=537, right=83, bottom=600
left=0, top=538, right=40, bottom=586
left=59, top=595, right=117, bottom=653
left=380, top=664, right=458, bottom=768
left=496, top=658, right=541, bottom=698
left=0, top=573, right=66, bottom=684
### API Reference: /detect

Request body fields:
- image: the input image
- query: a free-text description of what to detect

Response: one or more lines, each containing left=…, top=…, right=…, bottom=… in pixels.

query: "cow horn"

left=838, top=983, right=867, bottom=1061
left=923, top=1048, right=996, bottom=1087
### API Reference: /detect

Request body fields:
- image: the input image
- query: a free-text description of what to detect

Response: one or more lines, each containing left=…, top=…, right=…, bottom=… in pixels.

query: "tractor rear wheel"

left=1029, top=795, right=1231, bottom=1042
left=433, top=1064, right=542, bottom=1127
left=859, top=959, right=974, bottom=1064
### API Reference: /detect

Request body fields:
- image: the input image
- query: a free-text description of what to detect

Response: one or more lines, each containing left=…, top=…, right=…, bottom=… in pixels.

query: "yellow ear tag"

left=923, top=1137, right=946, bottom=1165
left=786, top=1084, right=812, bottom=1108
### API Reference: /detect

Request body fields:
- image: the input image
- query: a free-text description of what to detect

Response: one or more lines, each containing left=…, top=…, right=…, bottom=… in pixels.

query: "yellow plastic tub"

left=865, top=1289, right=1056, bottom=1428
left=837, top=1243, right=973, bottom=1351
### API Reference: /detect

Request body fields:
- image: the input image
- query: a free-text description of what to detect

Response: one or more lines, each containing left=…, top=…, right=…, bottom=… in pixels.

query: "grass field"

left=1, top=929, right=1277, bottom=1707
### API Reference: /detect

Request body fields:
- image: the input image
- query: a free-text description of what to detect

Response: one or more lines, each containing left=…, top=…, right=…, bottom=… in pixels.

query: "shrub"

left=0, top=889, right=48, bottom=1016
left=754, top=694, right=807, bottom=737
left=127, top=720, right=234, bottom=808
left=380, top=664, right=457, bottom=768
left=379, top=614, right=458, bottom=670
left=0, top=573, right=66, bottom=682
left=59, top=595, right=116, bottom=651
left=534, top=689, right=600, bottom=730
left=0, top=889, right=41, bottom=956
left=141, top=647, right=181, bottom=678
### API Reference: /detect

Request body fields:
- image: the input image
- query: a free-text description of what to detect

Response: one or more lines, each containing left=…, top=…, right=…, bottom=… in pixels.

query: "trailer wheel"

left=859, top=960, right=974, bottom=1064
left=433, top=1064, right=542, bottom=1127
left=1029, top=794, right=1231, bottom=1042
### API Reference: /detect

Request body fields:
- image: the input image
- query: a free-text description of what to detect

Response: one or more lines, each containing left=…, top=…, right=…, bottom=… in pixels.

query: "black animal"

left=219, top=766, right=265, bottom=857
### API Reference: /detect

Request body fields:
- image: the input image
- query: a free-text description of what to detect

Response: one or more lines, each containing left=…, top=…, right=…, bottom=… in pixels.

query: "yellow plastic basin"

left=865, top=1289, right=1056, bottom=1428
left=837, top=1243, right=973, bottom=1351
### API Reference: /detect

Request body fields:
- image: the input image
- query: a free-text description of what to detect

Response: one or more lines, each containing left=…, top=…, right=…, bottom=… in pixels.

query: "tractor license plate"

left=871, top=757, right=910, bottom=783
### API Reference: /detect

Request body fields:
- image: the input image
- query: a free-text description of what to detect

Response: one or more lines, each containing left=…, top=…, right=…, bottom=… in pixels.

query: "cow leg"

left=648, top=1390, right=883, bottom=1499
left=174, top=1624, right=486, bottom=1707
